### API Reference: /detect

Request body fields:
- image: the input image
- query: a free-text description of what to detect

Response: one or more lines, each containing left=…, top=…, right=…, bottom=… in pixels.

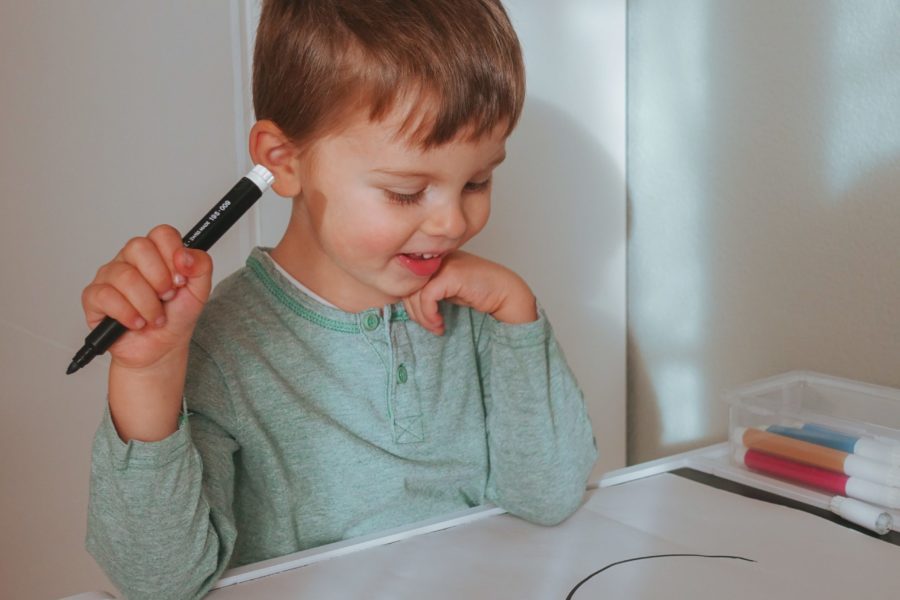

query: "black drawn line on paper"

left=565, top=553, right=757, bottom=600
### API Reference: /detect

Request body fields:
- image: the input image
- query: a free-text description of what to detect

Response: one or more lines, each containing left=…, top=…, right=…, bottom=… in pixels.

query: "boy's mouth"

left=397, top=252, right=444, bottom=277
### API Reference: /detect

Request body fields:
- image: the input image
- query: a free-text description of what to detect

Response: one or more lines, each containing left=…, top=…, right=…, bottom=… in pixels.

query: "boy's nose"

left=422, top=198, right=468, bottom=240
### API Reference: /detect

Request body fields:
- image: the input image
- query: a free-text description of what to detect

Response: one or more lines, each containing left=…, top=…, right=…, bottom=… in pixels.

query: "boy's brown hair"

left=253, top=0, right=525, bottom=149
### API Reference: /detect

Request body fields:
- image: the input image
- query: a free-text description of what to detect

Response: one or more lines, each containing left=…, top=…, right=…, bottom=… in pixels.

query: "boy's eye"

left=464, top=178, right=492, bottom=193
left=386, top=189, right=425, bottom=205
left=385, top=178, right=490, bottom=205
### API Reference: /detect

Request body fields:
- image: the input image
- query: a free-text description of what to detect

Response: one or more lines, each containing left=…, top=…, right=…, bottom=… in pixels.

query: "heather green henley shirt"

left=87, top=247, right=597, bottom=599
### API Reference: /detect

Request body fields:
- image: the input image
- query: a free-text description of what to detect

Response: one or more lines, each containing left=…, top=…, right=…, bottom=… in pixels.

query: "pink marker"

left=734, top=446, right=900, bottom=509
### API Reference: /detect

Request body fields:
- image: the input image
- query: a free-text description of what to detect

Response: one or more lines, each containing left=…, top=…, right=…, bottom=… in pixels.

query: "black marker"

left=66, top=165, right=275, bottom=375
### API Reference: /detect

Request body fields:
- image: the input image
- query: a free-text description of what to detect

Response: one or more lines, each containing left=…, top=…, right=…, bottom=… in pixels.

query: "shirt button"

left=363, top=312, right=381, bottom=331
left=397, top=364, right=408, bottom=384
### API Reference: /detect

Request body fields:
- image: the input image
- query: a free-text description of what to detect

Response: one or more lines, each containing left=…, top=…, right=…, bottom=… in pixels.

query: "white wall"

left=628, top=0, right=900, bottom=462
left=0, top=1, right=625, bottom=597
left=0, top=2, right=254, bottom=598
left=257, top=0, right=629, bottom=478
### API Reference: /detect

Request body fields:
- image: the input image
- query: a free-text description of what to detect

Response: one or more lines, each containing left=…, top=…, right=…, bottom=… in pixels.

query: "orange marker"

left=733, top=427, right=900, bottom=487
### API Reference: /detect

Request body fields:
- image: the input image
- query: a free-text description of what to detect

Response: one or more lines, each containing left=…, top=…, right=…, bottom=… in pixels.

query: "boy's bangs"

left=357, top=65, right=521, bottom=149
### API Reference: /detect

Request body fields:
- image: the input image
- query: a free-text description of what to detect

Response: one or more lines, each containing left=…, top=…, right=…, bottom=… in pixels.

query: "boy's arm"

left=87, top=342, right=239, bottom=600
left=403, top=250, right=597, bottom=523
left=474, top=307, right=598, bottom=526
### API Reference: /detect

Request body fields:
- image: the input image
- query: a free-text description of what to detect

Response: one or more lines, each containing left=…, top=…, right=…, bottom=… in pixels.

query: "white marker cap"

left=730, top=426, right=748, bottom=445
left=845, top=477, right=900, bottom=509
left=843, top=454, right=900, bottom=487
left=855, top=438, right=900, bottom=467
left=246, top=164, right=275, bottom=191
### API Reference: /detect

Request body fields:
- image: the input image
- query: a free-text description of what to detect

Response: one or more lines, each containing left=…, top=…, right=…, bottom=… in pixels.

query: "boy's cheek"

left=462, top=206, right=491, bottom=242
left=358, top=230, right=409, bottom=257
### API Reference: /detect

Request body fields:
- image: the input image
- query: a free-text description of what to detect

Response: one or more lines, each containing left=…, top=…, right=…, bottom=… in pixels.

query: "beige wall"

left=0, top=2, right=254, bottom=598
left=628, top=0, right=900, bottom=462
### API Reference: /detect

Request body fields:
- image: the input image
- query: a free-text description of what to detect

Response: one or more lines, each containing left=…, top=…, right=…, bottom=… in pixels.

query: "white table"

left=199, top=443, right=900, bottom=599
left=66, top=444, right=899, bottom=599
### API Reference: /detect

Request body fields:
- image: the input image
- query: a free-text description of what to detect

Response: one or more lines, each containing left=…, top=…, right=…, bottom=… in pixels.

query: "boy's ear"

left=249, top=120, right=303, bottom=197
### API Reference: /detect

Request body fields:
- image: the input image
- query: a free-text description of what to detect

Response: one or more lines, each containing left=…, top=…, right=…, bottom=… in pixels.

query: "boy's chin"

left=386, top=279, right=430, bottom=300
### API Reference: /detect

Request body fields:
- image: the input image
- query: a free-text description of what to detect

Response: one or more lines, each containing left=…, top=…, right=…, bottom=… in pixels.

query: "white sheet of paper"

left=209, top=473, right=900, bottom=599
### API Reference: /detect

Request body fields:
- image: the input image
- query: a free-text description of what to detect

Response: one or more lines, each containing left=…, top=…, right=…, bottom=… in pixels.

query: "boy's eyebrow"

left=371, top=151, right=507, bottom=178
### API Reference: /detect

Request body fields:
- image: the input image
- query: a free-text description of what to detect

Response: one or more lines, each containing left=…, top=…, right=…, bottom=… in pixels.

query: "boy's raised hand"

left=81, top=224, right=213, bottom=371
left=402, top=250, right=537, bottom=336
left=82, top=225, right=214, bottom=442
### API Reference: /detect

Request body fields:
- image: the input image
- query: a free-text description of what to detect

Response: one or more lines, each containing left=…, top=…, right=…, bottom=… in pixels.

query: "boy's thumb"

left=174, top=247, right=214, bottom=303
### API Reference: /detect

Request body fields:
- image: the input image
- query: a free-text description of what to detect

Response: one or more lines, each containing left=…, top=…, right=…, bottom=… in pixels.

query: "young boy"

left=83, top=1, right=597, bottom=597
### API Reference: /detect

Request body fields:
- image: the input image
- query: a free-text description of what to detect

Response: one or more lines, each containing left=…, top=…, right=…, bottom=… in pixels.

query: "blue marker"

left=766, top=424, right=900, bottom=466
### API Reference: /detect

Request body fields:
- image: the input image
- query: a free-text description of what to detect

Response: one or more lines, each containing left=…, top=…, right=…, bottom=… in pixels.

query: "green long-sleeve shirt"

left=87, top=247, right=597, bottom=599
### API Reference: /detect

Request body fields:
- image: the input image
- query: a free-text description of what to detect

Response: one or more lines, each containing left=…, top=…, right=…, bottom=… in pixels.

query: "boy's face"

left=280, top=107, right=508, bottom=312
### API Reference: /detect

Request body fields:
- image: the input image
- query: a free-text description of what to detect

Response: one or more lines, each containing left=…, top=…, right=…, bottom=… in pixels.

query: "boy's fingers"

left=82, top=283, right=147, bottom=331
left=402, top=296, right=421, bottom=326
left=403, top=295, right=428, bottom=330
left=145, top=225, right=185, bottom=288
left=404, top=293, right=443, bottom=335
left=115, top=263, right=165, bottom=327
left=118, top=236, right=177, bottom=298
left=418, top=281, right=446, bottom=328
left=102, top=262, right=167, bottom=327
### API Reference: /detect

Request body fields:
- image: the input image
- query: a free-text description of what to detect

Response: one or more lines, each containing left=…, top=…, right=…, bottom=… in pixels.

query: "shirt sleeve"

left=86, top=342, right=240, bottom=600
left=474, top=306, right=598, bottom=526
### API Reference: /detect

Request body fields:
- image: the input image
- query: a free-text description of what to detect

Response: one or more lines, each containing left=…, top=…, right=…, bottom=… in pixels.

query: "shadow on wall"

left=628, top=1, right=900, bottom=463
left=806, top=154, right=900, bottom=381
left=468, top=95, right=624, bottom=465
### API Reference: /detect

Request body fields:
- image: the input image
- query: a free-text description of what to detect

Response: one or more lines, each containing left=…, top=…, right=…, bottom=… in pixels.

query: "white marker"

left=829, top=496, right=893, bottom=535
left=890, top=510, right=900, bottom=533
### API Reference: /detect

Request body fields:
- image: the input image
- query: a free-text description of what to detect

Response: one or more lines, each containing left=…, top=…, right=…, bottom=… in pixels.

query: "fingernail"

left=134, top=317, right=147, bottom=329
left=182, top=252, right=194, bottom=267
left=155, top=316, right=167, bottom=328
left=160, top=289, right=176, bottom=302
left=173, top=274, right=187, bottom=287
